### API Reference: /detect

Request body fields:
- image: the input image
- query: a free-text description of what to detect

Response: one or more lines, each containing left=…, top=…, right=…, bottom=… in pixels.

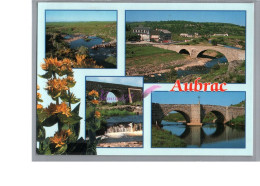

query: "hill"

left=126, top=20, right=245, bottom=37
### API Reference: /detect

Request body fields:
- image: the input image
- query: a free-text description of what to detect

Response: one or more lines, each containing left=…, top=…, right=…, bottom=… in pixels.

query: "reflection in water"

left=177, top=56, right=227, bottom=77
left=162, top=121, right=245, bottom=148
left=69, top=36, right=117, bottom=68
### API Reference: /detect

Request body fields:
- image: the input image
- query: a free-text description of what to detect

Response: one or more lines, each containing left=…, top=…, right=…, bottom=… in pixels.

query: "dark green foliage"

left=167, top=67, right=178, bottom=82
left=99, top=109, right=135, bottom=118
left=230, top=100, right=245, bottom=107
left=163, top=112, right=185, bottom=122
left=212, top=64, right=220, bottom=71
left=211, top=39, right=218, bottom=46
left=126, top=32, right=141, bottom=41
left=202, top=112, right=217, bottom=123
left=77, top=46, right=88, bottom=55
left=105, top=56, right=117, bottom=66
left=227, top=115, right=245, bottom=127
left=152, top=127, right=187, bottom=147
left=126, top=21, right=245, bottom=37
left=210, top=37, right=227, bottom=46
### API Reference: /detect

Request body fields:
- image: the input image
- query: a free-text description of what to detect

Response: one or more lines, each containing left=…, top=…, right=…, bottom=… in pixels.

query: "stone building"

left=157, top=29, right=172, bottom=42
left=133, top=26, right=172, bottom=42
left=132, top=26, right=151, bottom=41
left=180, top=33, right=193, bottom=38
left=213, top=33, right=229, bottom=36
left=150, top=30, right=160, bottom=42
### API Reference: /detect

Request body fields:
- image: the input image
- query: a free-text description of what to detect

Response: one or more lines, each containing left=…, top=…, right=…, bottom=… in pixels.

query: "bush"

left=211, top=64, right=220, bottom=71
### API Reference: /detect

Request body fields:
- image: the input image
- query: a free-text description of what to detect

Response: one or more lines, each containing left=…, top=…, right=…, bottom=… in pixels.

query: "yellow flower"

left=88, top=90, right=99, bottom=97
left=65, top=129, right=73, bottom=136
left=66, top=76, right=76, bottom=85
left=41, top=57, right=62, bottom=71
left=91, top=99, right=99, bottom=105
left=37, top=104, right=43, bottom=110
left=61, top=58, right=73, bottom=72
left=56, top=102, right=72, bottom=117
left=37, top=85, right=40, bottom=90
left=50, top=129, right=73, bottom=148
left=94, top=111, right=101, bottom=118
left=50, top=132, right=67, bottom=148
left=75, top=54, right=86, bottom=65
left=46, top=78, right=69, bottom=93
left=37, top=92, right=41, bottom=99
left=46, top=102, right=71, bottom=117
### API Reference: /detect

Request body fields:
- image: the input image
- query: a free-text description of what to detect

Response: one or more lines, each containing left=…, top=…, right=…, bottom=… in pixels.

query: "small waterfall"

left=106, top=123, right=142, bottom=134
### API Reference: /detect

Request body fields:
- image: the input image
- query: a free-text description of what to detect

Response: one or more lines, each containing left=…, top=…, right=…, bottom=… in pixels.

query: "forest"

left=126, top=20, right=245, bottom=37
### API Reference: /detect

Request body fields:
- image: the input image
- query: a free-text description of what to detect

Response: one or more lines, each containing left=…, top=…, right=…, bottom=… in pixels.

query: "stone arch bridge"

left=152, top=103, right=245, bottom=126
left=86, top=81, right=143, bottom=103
left=153, top=44, right=245, bottom=62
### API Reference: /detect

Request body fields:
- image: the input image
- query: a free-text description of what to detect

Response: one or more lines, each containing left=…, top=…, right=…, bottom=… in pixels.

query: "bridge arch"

left=103, top=89, right=126, bottom=103
left=203, top=110, right=226, bottom=124
left=163, top=109, right=191, bottom=123
left=196, top=49, right=228, bottom=61
left=178, top=49, right=191, bottom=55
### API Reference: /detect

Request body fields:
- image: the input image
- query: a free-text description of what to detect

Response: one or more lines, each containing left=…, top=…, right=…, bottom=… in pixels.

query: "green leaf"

left=60, top=91, right=70, bottom=102
left=54, top=144, right=67, bottom=155
left=72, top=103, right=80, bottom=115
left=37, top=125, right=46, bottom=142
left=41, top=115, right=58, bottom=127
left=38, top=71, right=52, bottom=79
left=37, top=138, right=51, bottom=155
left=67, top=81, right=76, bottom=88
left=37, top=109, right=49, bottom=123
left=57, top=112, right=82, bottom=125
left=71, top=97, right=80, bottom=104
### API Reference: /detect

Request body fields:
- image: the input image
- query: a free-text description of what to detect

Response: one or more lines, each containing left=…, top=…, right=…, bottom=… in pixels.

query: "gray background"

left=32, top=0, right=260, bottom=161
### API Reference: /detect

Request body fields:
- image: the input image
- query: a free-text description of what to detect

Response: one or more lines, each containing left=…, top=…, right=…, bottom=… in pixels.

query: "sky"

left=85, top=77, right=143, bottom=87
left=46, top=10, right=117, bottom=22
left=152, top=91, right=245, bottom=106
left=126, top=10, right=246, bottom=26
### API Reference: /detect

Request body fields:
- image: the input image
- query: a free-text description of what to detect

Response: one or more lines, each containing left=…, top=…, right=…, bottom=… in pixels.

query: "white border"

left=37, top=2, right=254, bottom=156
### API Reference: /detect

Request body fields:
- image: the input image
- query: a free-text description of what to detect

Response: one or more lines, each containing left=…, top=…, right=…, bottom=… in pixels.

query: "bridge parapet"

left=86, top=81, right=143, bottom=103
left=152, top=103, right=245, bottom=126
left=153, top=44, right=245, bottom=62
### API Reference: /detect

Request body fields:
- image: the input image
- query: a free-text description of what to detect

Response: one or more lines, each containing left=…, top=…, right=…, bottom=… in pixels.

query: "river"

left=144, top=44, right=243, bottom=82
left=66, top=35, right=117, bottom=68
left=162, top=120, right=245, bottom=148
left=97, top=115, right=143, bottom=146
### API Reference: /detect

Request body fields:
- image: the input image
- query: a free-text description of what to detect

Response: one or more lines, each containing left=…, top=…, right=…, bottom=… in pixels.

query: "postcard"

left=34, top=2, right=254, bottom=157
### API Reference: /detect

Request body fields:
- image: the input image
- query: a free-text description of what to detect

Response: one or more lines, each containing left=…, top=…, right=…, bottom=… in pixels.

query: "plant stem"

left=68, top=88, right=71, bottom=108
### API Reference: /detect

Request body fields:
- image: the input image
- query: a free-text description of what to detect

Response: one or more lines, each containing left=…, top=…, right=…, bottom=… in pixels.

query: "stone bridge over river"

left=152, top=103, right=245, bottom=126
left=154, top=44, right=245, bottom=62
left=86, top=81, right=143, bottom=104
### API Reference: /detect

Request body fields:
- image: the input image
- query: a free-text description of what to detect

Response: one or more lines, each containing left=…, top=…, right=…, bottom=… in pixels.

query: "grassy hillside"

left=126, top=44, right=184, bottom=66
left=126, top=20, right=245, bottom=37
left=46, top=21, right=117, bottom=41
left=230, top=100, right=245, bottom=107
left=152, top=126, right=187, bottom=148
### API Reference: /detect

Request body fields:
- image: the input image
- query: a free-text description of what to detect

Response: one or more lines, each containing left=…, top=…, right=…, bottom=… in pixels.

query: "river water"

left=66, top=35, right=117, bottom=68
left=106, top=115, right=143, bottom=126
left=98, top=115, right=143, bottom=145
left=144, top=44, right=243, bottom=82
left=162, top=120, right=245, bottom=148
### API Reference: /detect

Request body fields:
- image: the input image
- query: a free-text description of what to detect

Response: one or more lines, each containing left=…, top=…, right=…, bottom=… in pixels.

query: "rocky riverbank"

left=99, top=105, right=143, bottom=115
left=91, top=41, right=117, bottom=49
left=97, top=131, right=143, bottom=147
left=126, top=58, right=210, bottom=76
